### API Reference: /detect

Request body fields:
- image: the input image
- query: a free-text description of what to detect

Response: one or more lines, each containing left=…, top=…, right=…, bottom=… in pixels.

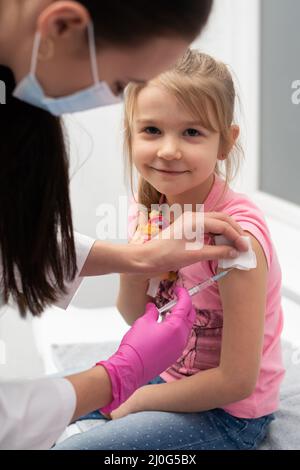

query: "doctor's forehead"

left=101, top=36, right=189, bottom=81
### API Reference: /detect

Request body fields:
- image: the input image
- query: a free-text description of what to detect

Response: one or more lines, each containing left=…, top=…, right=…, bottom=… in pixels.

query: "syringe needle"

left=158, top=269, right=233, bottom=317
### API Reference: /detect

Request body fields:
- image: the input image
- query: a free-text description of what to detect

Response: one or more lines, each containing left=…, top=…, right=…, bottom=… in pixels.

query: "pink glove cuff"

left=96, top=344, right=144, bottom=414
left=95, top=360, right=122, bottom=414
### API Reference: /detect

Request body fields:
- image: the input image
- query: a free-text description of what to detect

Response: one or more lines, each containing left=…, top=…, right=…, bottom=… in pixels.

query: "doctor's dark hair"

left=81, top=0, right=213, bottom=45
left=0, top=65, right=76, bottom=317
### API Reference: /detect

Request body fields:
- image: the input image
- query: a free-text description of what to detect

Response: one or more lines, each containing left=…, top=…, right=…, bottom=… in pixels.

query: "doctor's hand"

left=139, top=211, right=249, bottom=274
left=80, top=212, right=248, bottom=278
left=96, top=286, right=195, bottom=414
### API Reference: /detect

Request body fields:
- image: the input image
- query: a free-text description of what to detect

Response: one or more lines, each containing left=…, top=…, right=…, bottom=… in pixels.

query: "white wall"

left=64, top=104, right=128, bottom=309
left=193, top=0, right=260, bottom=194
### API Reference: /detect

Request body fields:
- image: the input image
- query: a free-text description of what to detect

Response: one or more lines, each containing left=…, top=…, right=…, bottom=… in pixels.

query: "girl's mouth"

left=150, top=167, right=189, bottom=176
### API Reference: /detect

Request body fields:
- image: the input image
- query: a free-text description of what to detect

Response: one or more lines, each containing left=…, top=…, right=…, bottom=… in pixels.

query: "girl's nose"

left=157, top=140, right=182, bottom=160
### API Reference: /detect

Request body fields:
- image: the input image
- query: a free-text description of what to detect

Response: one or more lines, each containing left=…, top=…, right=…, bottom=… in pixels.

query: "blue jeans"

left=53, top=376, right=275, bottom=450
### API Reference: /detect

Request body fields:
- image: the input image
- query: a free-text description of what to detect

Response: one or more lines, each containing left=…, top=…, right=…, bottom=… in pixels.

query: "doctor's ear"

left=37, top=1, right=90, bottom=39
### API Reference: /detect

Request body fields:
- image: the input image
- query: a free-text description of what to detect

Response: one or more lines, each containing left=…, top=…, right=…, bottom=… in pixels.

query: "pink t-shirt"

left=128, top=174, right=285, bottom=419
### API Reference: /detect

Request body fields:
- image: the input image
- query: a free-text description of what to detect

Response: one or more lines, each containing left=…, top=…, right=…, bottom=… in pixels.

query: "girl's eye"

left=143, top=127, right=161, bottom=135
left=184, top=128, right=202, bottom=137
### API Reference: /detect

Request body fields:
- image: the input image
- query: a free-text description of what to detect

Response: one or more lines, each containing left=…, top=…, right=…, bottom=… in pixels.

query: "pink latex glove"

left=96, top=287, right=195, bottom=414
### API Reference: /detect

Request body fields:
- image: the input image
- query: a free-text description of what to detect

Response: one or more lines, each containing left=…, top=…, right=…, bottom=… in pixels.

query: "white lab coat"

left=0, top=232, right=96, bottom=450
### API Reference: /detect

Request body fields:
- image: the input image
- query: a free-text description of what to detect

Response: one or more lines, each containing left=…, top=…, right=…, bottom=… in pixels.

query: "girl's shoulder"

left=215, top=183, right=274, bottom=270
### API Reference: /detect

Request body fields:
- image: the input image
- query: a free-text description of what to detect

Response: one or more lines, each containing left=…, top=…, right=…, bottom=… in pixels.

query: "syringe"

left=158, top=269, right=233, bottom=317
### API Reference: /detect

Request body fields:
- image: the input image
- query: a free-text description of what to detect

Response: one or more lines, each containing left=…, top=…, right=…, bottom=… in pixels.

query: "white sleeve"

left=0, top=377, right=76, bottom=450
left=55, top=232, right=96, bottom=310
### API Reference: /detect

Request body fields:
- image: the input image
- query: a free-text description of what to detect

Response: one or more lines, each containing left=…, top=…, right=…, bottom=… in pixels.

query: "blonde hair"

left=123, top=49, right=243, bottom=210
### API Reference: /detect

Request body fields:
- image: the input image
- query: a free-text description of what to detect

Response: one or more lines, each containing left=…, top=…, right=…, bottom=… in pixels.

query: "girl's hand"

left=110, top=401, right=133, bottom=420
left=110, top=390, right=142, bottom=420
left=99, top=401, right=135, bottom=420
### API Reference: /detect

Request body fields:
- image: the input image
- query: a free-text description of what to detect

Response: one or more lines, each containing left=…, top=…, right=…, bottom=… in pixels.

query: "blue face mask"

left=13, top=22, right=122, bottom=116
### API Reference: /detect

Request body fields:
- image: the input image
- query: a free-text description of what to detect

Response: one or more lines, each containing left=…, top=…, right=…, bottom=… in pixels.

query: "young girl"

left=55, top=50, right=285, bottom=450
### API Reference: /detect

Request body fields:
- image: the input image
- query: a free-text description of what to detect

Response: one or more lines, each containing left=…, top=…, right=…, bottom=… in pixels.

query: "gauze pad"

left=215, top=235, right=257, bottom=270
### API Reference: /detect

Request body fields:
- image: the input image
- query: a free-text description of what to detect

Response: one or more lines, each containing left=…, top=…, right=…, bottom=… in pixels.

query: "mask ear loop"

left=31, top=24, right=98, bottom=82
left=87, top=22, right=99, bottom=84
left=30, top=31, right=42, bottom=76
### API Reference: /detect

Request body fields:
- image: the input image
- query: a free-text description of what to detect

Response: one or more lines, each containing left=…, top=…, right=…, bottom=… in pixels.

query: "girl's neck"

left=166, top=173, right=215, bottom=212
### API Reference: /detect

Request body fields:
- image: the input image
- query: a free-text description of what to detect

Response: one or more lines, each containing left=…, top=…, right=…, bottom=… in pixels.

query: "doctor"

left=0, top=0, right=248, bottom=449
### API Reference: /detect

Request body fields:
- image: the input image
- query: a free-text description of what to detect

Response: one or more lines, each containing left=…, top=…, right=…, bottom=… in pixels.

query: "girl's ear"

left=218, top=125, right=240, bottom=161
left=230, top=125, right=240, bottom=145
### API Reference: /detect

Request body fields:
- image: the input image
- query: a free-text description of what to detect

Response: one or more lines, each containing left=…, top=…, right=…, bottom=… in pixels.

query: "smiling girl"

left=55, top=50, right=285, bottom=451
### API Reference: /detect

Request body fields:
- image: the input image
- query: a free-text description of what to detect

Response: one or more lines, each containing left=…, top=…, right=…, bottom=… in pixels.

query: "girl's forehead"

left=134, top=84, right=194, bottom=121
left=133, top=84, right=218, bottom=130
